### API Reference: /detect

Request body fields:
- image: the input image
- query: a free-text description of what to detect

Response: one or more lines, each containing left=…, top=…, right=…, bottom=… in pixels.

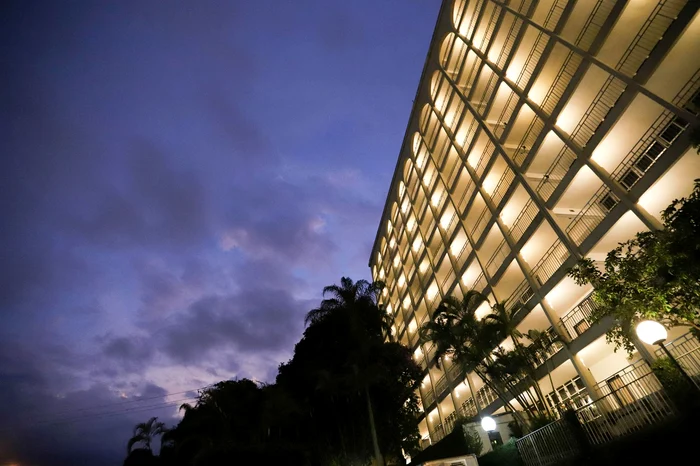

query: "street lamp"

left=635, top=320, right=699, bottom=391
left=481, top=416, right=496, bottom=432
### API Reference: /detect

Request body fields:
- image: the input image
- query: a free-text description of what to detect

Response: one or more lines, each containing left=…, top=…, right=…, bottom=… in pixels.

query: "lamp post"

left=635, top=320, right=699, bottom=392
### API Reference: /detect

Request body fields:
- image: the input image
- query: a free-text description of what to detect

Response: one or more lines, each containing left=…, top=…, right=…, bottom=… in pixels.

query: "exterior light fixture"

left=481, top=416, right=496, bottom=432
left=635, top=320, right=667, bottom=345
left=635, top=320, right=699, bottom=392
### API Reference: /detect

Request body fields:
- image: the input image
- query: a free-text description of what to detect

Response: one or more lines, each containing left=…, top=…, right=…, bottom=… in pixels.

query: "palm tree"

left=484, top=303, right=552, bottom=418
left=419, top=291, right=531, bottom=430
left=127, top=417, right=166, bottom=454
left=305, top=277, right=386, bottom=466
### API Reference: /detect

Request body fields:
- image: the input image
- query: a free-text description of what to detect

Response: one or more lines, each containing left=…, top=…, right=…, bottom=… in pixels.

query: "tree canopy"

left=569, top=180, right=700, bottom=353
left=125, top=277, right=421, bottom=466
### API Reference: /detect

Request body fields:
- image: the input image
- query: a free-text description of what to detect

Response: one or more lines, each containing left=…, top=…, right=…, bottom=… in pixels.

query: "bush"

left=462, top=426, right=483, bottom=456
left=478, top=438, right=523, bottom=466
left=529, top=412, right=556, bottom=431
left=651, top=356, right=695, bottom=405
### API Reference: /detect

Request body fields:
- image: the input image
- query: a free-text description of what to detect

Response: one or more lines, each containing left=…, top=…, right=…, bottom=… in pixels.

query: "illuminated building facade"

left=369, top=0, right=700, bottom=447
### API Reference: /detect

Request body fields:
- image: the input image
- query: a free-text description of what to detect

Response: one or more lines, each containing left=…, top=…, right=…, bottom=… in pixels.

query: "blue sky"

left=0, top=0, right=439, bottom=464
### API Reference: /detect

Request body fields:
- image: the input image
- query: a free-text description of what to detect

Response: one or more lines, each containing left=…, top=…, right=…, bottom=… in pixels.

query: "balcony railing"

left=495, top=16, right=524, bottom=71
left=514, top=115, right=545, bottom=166
left=565, top=185, right=620, bottom=246
left=531, top=327, right=565, bottom=368
left=491, top=167, right=515, bottom=207
left=593, top=359, right=652, bottom=398
left=616, top=0, right=687, bottom=78
left=655, top=332, right=700, bottom=382
left=540, top=53, right=583, bottom=117
left=444, top=411, right=459, bottom=436
left=435, top=374, right=449, bottom=395
left=485, top=239, right=510, bottom=277
left=423, top=388, right=436, bottom=407
left=574, top=0, right=616, bottom=52
left=476, top=383, right=499, bottom=408
left=446, top=360, right=464, bottom=382
left=505, top=279, right=534, bottom=314
left=460, top=396, right=478, bottom=419
left=611, top=72, right=699, bottom=192
left=518, top=372, right=675, bottom=464
left=508, top=198, right=539, bottom=243
left=536, top=146, right=576, bottom=201
left=430, top=423, right=446, bottom=443
left=559, top=294, right=598, bottom=340
left=470, top=205, right=491, bottom=240
left=530, top=241, right=570, bottom=284
left=472, top=272, right=489, bottom=294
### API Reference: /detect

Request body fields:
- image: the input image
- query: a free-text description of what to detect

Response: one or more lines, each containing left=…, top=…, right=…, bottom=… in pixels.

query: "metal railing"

left=655, top=332, right=700, bottom=381
left=531, top=327, right=565, bottom=368
left=593, top=359, right=652, bottom=398
left=616, top=0, right=687, bottom=78
left=470, top=205, right=491, bottom=239
left=444, top=410, right=460, bottom=435
left=505, top=279, right=534, bottom=314
left=472, top=273, right=489, bottom=294
left=574, top=0, right=616, bottom=52
left=571, top=76, right=626, bottom=148
left=565, top=186, right=620, bottom=246
left=540, top=53, right=583, bottom=117
left=495, top=17, right=524, bottom=70
left=430, top=423, right=446, bottom=443
left=491, top=167, right=515, bottom=207
left=516, top=419, right=581, bottom=466
left=535, top=146, right=576, bottom=201
left=485, top=239, right=510, bottom=277
left=435, top=374, right=449, bottom=395
left=509, top=198, right=539, bottom=243
left=577, top=371, right=675, bottom=445
left=530, top=240, right=570, bottom=284
left=514, top=115, right=545, bottom=166
left=460, top=397, right=478, bottom=418
left=476, top=383, right=499, bottom=408
left=423, top=388, right=436, bottom=407
left=611, top=72, right=699, bottom=192
left=559, top=294, right=598, bottom=340
left=446, top=360, right=464, bottom=382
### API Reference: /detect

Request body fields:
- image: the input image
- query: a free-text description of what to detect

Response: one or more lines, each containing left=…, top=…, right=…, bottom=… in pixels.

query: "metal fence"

left=576, top=372, right=675, bottom=445
left=655, top=332, right=700, bottom=382
left=516, top=419, right=581, bottom=466
left=517, top=364, right=677, bottom=465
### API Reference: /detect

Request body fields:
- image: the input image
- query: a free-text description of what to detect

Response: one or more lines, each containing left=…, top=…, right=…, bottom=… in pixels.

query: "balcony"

left=435, top=374, right=449, bottom=396
left=611, top=74, right=699, bottom=193
left=531, top=327, right=565, bottom=368
left=423, top=388, right=436, bottom=408
left=485, top=239, right=510, bottom=278
left=459, top=396, right=478, bottom=418
left=476, top=383, right=499, bottom=408
left=530, top=240, right=570, bottom=285
left=508, top=197, right=540, bottom=243
left=559, top=294, right=598, bottom=341
left=505, top=278, right=534, bottom=314
left=430, top=423, right=446, bottom=444
left=565, top=185, right=621, bottom=246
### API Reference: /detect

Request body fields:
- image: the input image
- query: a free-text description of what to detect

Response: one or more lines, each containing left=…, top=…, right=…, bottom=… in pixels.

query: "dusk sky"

left=0, top=1, right=439, bottom=464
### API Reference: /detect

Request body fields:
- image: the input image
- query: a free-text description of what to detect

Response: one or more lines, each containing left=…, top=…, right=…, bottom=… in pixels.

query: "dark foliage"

left=125, top=277, right=421, bottom=466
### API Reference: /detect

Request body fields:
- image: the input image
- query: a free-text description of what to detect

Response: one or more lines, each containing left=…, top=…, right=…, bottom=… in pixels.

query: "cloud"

left=160, top=287, right=306, bottom=364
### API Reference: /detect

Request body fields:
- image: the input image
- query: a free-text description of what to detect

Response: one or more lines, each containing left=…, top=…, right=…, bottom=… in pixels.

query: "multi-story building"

left=369, top=0, right=700, bottom=449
